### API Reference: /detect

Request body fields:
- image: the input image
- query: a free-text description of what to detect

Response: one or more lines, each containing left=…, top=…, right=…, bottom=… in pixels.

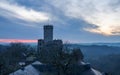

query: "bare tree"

left=0, top=43, right=36, bottom=75
left=38, top=43, right=84, bottom=75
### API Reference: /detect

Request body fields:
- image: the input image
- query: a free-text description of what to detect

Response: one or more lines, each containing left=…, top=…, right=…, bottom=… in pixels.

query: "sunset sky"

left=0, top=0, right=120, bottom=43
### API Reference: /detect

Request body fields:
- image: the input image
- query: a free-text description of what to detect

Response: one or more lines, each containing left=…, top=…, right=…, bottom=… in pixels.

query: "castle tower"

left=38, top=25, right=63, bottom=53
left=44, top=25, right=53, bottom=43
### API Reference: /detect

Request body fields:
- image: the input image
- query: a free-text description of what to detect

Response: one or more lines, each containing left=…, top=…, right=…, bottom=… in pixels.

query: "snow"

left=9, top=61, right=103, bottom=75
left=78, top=61, right=103, bottom=75
left=9, top=61, right=42, bottom=75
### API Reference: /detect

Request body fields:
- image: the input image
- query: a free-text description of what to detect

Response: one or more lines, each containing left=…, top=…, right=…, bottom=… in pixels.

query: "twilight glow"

left=0, top=39, right=37, bottom=43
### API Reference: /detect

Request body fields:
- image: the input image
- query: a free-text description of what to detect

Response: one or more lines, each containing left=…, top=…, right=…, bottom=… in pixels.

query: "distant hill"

left=66, top=44, right=120, bottom=75
left=66, top=44, right=120, bottom=59
left=78, top=43, right=120, bottom=47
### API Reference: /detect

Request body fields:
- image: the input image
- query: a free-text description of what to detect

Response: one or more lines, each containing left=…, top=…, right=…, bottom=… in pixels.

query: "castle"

left=37, top=25, right=63, bottom=53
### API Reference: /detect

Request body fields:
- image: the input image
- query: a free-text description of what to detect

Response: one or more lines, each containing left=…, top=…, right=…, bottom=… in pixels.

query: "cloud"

left=0, top=39, right=37, bottom=43
left=0, top=0, right=120, bottom=36
left=0, top=0, right=50, bottom=23
left=47, top=0, right=120, bottom=35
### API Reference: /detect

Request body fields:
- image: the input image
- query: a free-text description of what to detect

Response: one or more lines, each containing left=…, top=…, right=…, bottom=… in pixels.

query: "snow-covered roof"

left=32, top=61, right=42, bottom=65
left=78, top=61, right=103, bottom=75
left=81, top=68, right=103, bottom=75
left=9, top=61, right=103, bottom=75
left=9, top=61, right=42, bottom=75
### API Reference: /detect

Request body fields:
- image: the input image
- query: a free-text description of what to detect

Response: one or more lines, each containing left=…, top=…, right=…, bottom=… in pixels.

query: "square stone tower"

left=37, top=25, right=63, bottom=53
left=44, top=25, right=53, bottom=43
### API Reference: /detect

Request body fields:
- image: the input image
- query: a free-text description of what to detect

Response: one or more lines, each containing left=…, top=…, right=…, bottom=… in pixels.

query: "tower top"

left=44, top=25, right=53, bottom=43
left=44, top=25, right=53, bottom=29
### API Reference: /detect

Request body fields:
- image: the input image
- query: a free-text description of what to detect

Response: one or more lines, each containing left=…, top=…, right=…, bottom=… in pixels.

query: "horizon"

left=0, top=38, right=120, bottom=44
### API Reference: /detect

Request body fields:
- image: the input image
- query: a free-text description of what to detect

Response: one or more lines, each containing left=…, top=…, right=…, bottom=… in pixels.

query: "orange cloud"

left=0, top=39, right=37, bottom=43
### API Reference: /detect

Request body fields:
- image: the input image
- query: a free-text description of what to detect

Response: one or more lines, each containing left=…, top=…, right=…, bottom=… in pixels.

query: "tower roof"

left=44, top=25, right=53, bottom=28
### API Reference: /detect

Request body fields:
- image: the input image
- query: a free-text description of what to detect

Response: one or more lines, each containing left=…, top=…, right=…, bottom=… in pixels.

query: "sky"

left=0, top=0, right=120, bottom=43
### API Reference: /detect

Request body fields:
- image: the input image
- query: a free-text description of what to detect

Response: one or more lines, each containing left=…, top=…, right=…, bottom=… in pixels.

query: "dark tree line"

left=0, top=43, right=119, bottom=75
left=0, top=43, right=36, bottom=75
